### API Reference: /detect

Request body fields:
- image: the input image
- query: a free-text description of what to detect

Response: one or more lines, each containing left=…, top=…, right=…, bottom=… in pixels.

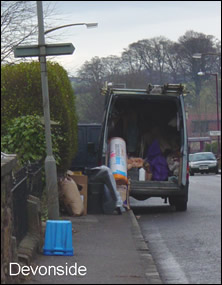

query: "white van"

left=98, top=84, right=190, bottom=211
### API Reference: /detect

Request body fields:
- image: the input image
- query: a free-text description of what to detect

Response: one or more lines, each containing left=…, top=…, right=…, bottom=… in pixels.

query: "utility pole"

left=197, top=71, right=221, bottom=157
left=37, top=1, right=59, bottom=220
left=214, top=73, right=220, bottom=157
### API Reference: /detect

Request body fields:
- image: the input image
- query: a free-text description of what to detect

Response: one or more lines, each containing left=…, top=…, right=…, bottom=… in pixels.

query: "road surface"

left=131, top=174, right=221, bottom=284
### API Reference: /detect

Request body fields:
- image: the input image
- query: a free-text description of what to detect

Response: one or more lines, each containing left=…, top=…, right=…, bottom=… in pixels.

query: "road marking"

left=147, top=230, right=189, bottom=284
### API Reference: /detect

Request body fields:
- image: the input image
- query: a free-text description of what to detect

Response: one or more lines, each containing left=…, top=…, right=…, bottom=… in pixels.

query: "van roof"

left=107, top=84, right=186, bottom=96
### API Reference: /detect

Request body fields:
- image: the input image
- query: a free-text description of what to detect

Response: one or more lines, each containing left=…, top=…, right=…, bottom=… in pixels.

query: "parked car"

left=189, top=152, right=219, bottom=175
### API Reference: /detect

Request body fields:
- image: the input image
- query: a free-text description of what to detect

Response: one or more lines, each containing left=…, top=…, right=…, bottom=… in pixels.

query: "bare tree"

left=122, top=45, right=143, bottom=74
left=122, top=37, right=175, bottom=84
left=76, top=57, right=105, bottom=122
left=1, top=1, right=37, bottom=63
left=122, top=40, right=155, bottom=82
left=177, top=31, right=220, bottom=136
left=1, top=1, right=56, bottom=64
left=75, top=30, right=221, bottom=123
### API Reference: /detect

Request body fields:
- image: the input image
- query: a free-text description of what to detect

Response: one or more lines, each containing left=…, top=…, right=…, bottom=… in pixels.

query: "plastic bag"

left=88, top=166, right=124, bottom=213
left=102, top=185, right=117, bottom=214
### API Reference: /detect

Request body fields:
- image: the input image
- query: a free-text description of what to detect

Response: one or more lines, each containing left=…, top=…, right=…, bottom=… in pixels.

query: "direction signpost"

left=14, top=1, right=75, bottom=220
left=14, top=43, right=75, bottom=58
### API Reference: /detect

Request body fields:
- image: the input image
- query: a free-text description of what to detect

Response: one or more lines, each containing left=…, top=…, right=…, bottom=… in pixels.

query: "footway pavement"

left=22, top=210, right=162, bottom=284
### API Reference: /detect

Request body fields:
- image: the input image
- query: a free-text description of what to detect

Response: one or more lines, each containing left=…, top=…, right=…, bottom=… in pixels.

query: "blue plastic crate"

left=43, top=220, right=74, bottom=256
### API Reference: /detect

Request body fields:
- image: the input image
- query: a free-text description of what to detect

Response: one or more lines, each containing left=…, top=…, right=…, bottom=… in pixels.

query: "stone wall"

left=1, top=155, right=18, bottom=284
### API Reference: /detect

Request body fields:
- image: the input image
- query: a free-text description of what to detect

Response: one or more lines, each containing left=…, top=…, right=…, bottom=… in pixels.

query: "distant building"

left=187, top=113, right=221, bottom=137
left=187, top=113, right=221, bottom=153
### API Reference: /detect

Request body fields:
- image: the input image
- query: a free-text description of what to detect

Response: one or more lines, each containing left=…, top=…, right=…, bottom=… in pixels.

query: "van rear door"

left=179, top=94, right=189, bottom=186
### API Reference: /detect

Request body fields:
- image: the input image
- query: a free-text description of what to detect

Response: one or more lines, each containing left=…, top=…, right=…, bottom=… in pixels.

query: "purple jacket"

left=146, top=140, right=169, bottom=181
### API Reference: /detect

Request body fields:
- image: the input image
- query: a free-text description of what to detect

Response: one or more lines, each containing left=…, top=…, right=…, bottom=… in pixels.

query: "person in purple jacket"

left=145, top=139, right=169, bottom=181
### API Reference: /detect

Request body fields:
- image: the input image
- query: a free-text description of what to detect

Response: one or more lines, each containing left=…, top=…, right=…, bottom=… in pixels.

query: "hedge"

left=1, top=61, right=78, bottom=171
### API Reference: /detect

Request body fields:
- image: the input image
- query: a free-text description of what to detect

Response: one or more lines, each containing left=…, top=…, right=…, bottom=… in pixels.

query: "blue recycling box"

left=43, top=220, right=74, bottom=256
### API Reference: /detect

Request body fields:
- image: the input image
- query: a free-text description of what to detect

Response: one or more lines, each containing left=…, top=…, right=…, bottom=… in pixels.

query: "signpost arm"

left=37, top=1, right=59, bottom=220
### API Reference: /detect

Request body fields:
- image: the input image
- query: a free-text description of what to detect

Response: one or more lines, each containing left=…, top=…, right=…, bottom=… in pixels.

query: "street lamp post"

left=193, top=52, right=221, bottom=157
left=37, top=1, right=60, bottom=220
left=36, top=3, right=98, bottom=220
left=14, top=2, right=97, bottom=220
left=198, top=71, right=221, bottom=157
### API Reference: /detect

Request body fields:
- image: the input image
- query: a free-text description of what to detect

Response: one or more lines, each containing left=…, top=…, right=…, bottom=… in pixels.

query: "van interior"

left=107, top=96, right=183, bottom=183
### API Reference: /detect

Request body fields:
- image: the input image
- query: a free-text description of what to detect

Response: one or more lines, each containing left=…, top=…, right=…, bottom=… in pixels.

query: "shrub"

left=1, top=62, right=78, bottom=170
left=1, top=115, right=62, bottom=166
left=204, top=141, right=219, bottom=155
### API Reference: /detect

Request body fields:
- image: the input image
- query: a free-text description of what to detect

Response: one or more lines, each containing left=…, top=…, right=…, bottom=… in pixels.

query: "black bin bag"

left=86, top=166, right=124, bottom=214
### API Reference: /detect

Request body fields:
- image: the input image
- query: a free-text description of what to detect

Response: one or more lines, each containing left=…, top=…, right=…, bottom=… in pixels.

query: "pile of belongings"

left=127, top=157, right=144, bottom=170
left=127, top=140, right=180, bottom=182
left=166, top=151, right=180, bottom=176
left=127, top=157, right=153, bottom=181
left=144, top=139, right=180, bottom=181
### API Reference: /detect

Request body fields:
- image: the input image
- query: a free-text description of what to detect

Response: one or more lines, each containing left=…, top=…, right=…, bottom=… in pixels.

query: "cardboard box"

left=70, top=175, right=88, bottom=216
left=72, top=171, right=83, bottom=175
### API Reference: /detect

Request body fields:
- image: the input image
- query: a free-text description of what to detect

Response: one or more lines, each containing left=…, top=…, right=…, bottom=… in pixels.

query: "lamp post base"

left=45, top=155, right=60, bottom=220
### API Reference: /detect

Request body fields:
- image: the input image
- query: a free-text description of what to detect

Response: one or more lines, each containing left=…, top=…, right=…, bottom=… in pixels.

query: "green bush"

left=1, top=62, right=78, bottom=171
left=204, top=142, right=218, bottom=154
left=1, top=115, right=62, bottom=166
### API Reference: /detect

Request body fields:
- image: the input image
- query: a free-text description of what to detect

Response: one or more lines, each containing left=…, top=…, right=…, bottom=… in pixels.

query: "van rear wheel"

left=169, top=197, right=187, bottom=211
left=175, top=201, right=187, bottom=211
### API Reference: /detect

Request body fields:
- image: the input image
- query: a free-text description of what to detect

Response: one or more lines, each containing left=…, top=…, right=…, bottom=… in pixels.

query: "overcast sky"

left=43, top=1, right=221, bottom=76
